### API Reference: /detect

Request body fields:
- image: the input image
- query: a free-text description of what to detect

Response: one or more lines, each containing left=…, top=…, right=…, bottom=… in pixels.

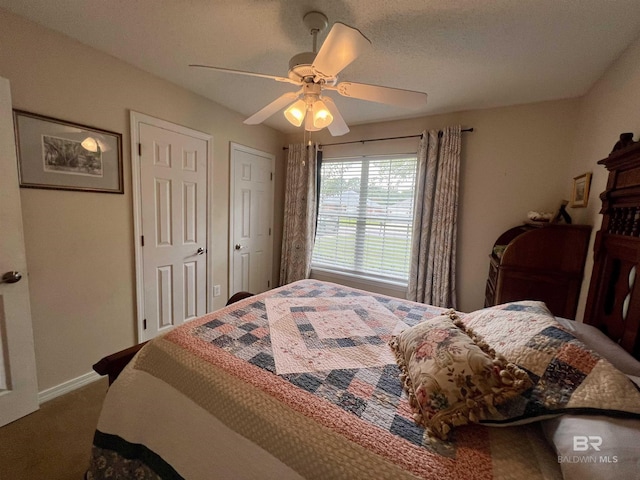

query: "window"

left=312, top=154, right=418, bottom=284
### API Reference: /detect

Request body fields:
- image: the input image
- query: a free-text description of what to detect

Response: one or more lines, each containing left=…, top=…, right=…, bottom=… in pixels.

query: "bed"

left=86, top=143, right=640, bottom=480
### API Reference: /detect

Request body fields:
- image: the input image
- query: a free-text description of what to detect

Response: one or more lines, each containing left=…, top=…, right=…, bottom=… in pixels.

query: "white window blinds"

left=312, top=155, right=418, bottom=283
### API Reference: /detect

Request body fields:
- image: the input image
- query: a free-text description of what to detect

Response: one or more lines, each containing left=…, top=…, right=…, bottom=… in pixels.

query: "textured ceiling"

left=2, top=0, right=640, bottom=134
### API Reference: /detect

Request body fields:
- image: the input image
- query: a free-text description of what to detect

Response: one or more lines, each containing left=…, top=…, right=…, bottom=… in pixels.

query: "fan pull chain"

left=303, top=129, right=313, bottom=159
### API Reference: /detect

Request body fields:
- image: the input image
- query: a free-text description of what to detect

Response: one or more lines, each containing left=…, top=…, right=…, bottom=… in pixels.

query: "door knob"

left=1, top=271, right=22, bottom=284
left=235, top=244, right=243, bottom=250
left=196, top=247, right=205, bottom=255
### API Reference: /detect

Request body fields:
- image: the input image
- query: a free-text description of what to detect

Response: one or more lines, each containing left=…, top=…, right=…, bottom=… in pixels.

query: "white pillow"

left=541, top=415, right=640, bottom=480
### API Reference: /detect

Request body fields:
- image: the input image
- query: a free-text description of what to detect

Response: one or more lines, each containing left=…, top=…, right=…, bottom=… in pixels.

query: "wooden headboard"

left=584, top=141, right=640, bottom=361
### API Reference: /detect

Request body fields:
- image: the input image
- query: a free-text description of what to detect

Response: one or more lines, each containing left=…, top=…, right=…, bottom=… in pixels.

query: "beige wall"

left=568, top=34, right=640, bottom=321
left=0, top=9, right=286, bottom=391
left=289, top=99, right=580, bottom=313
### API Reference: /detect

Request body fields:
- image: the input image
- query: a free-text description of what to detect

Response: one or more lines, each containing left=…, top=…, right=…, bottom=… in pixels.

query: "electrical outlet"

left=213, top=285, right=221, bottom=297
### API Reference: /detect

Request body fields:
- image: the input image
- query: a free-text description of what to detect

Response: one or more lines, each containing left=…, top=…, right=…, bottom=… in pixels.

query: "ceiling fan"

left=190, top=11, right=428, bottom=136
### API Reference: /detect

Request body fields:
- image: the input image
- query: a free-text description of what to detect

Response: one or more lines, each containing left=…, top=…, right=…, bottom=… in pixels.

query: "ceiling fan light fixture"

left=304, top=107, right=321, bottom=131
left=312, top=99, right=333, bottom=128
left=283, top=99, right=307, bottom=127
left=192, top=11, right=428, bottom=137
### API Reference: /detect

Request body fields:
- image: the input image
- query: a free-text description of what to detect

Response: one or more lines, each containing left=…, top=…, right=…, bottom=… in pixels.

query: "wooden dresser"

left=584, top=141, right=640, bottom=359
left=485, top=223, right=591, bottom=319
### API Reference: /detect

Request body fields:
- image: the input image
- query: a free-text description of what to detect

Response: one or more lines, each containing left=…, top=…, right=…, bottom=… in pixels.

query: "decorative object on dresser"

left=553, top=199, right=572, bottom=224
left=485, top=223, right=591, bottom=319
left=584, top=140, right=640, bottom=360
left=610, top=132, right=636, bottom=154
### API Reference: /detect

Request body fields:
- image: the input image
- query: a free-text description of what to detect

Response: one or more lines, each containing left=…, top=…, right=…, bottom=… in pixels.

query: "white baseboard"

left=38, top=370, right=102, bottom=404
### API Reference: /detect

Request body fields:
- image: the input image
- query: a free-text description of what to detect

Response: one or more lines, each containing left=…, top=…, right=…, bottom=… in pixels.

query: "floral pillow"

left=461, top=301, right=640, bottom=426
left=389, top=311, right=532, bottom=439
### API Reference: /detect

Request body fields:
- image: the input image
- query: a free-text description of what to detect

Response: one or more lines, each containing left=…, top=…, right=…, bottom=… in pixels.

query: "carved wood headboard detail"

left=584, top=141, right=640, bottom=360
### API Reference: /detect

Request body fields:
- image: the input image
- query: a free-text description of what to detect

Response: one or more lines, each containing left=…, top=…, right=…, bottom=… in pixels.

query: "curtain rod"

left=282, top=128, right=473, bottom=150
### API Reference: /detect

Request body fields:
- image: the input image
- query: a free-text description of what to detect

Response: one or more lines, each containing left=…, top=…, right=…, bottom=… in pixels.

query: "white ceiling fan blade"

left=333, top=82, right=427, bottom=108
left=322, top=97, right=349, bottom=136
left=244, top=92, right=300, bottom=125
left=190, top=64, right=301, bottom=85
left=312, top=23, right=371, bottom=78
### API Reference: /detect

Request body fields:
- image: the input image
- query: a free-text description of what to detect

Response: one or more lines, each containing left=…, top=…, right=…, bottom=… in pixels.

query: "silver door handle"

left=196, top=247, right=205, bottom=255
left=235, top=244, right=243, bottom=250
left=1, top=271, right=22, bottom=284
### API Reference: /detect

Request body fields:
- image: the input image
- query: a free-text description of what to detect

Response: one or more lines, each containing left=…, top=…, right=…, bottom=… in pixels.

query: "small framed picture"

left=13, top=110, right=123, bottom=194
left=571, top=172, right=592, bottom=208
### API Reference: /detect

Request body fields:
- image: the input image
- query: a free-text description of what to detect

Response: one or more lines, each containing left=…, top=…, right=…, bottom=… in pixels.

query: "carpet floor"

left=0, top=377, right=108, bottom=480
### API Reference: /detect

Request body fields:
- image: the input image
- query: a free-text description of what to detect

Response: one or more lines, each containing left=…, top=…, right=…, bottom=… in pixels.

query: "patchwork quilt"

left=86, top=280, right=561, bottom=480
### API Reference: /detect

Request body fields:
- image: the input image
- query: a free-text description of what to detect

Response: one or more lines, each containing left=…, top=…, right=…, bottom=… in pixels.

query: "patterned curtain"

left=407, top=126, right=461, bottom=307
left=279, top=143, right=317, bottom=285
